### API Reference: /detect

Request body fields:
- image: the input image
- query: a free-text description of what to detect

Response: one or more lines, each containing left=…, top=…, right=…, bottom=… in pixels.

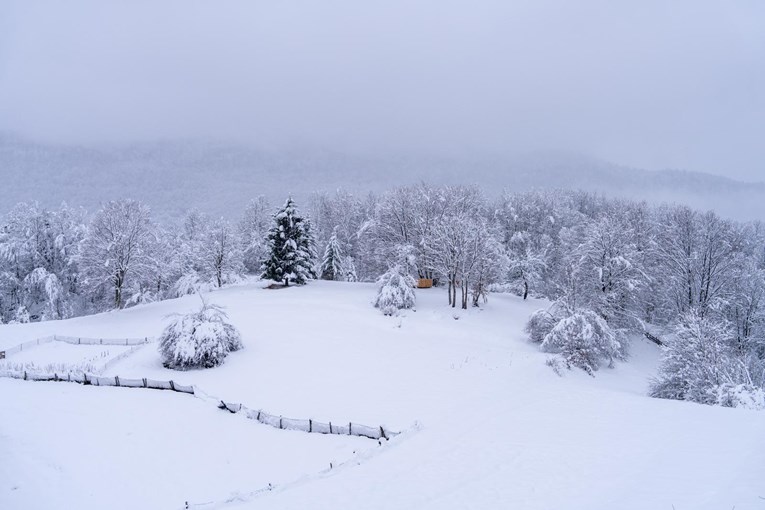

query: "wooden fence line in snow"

left=0, top=335, right=153, bottom=359
left=218, top=401, right=394, bottom=441
left=0, top=371, right=396, bottom=441
left=0, top=370, right=194, bottom=393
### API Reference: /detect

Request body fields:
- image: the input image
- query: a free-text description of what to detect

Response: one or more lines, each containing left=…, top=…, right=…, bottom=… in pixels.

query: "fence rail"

left=52, top=335, right=152, bottom=346
left=0, top=370, right=194, bottom=394
left=219, top=401, right=394, bottom=441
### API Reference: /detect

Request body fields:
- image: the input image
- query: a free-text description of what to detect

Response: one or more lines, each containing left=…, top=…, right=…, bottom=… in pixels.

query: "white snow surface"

left=1, top=280, right=764, bottom=509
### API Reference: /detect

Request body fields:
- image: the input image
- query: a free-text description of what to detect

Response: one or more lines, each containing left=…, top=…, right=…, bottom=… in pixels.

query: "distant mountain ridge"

left=1, top=133, right=763, bottom=221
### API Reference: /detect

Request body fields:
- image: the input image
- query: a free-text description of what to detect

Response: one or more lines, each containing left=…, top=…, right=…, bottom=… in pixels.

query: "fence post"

left=54, top=373, right=58, bottom=382
left=309, top=419, right=312, bottom=433
left=329, top=421, right=332, bottom=434
left=279, top=417, right=283, bottom=429
left=84, top=373, right=89, bottom=385
left=169, top=380, right=175, bottom=391
left=142, top=378, right=147, bottom=388
left=349, top=422, right=352, bottom=436
left=23, top=371, right=27, bottom=380
left=115, top=376, right=120, bottom=387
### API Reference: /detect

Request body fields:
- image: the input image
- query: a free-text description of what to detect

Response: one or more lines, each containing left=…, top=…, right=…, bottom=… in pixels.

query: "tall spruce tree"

left=321, top=227, right=343, bottom=281
left=261, top=198, right=316, bottom=286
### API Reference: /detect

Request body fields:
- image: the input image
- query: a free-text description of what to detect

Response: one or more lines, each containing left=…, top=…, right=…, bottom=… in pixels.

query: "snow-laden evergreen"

left=373, top=264, right=416, bottom=315
left=343, top=256, right=358, bottom=282
left=320, top=227, right=343, bottom=281
left=261, top=198, right=316, bottom=286
left=158, top=300, right=243, bottom=370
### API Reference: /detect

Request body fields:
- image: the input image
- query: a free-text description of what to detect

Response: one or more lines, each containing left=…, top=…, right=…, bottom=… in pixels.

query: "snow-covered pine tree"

left=344, top=256, right=358, bottom=282
left=261, top=197, right=316, bottom=286
left=373, top=264, right=416, bottom=315
left=320, top=227, right=343, bottom=281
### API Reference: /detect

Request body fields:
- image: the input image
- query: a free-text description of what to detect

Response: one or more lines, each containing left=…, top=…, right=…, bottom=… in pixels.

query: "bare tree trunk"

left=523, top=280, right=529, bottom=300
left=114, top=272, right=124, bottom=309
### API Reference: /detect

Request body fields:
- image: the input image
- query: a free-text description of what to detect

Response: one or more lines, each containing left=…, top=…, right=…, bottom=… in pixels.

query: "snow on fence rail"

left=0, top=336, right=56, bottom=357
left=52, top=335, right=152, bottom=346
left=218, top=401, right=394, bottom=441
left=0, top=370, right=194, bottom=393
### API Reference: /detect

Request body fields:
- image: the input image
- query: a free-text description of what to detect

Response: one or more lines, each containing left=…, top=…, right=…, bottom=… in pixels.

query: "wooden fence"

left=219, top=401, right=394, bottom=440
left=0, top=370, right=194, bottom=393
left=0, top=335, right=153, bottom=360
left=0, top=370, right=397, bottom=441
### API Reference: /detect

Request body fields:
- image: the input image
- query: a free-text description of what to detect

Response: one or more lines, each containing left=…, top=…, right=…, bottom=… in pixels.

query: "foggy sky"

left=1, top=0, right=763, bottom=180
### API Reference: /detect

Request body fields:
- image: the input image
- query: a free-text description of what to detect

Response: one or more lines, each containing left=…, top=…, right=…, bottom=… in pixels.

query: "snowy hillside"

left=2, top=281, right=763, bottom=510
left=2, top=133, right=764, bottom=221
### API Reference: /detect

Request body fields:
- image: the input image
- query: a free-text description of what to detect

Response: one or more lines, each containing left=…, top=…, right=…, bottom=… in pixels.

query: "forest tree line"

left=1, top=184, right=763, bottom=406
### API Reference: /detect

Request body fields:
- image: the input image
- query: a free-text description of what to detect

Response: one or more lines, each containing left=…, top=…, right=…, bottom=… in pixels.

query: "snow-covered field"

left=2, top=280, right=764, bottom=509
left=0, top=341, right=135, bottom=375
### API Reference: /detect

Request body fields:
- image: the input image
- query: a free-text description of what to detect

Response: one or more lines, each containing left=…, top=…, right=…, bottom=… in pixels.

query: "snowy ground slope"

left=2, top=280, right=764, bottom=510
left=0, top=379, right=366, bottom=510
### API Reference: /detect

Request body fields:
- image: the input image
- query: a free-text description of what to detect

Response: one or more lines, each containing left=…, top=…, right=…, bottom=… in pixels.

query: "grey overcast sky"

left=0, top=0, right=763, bottom=180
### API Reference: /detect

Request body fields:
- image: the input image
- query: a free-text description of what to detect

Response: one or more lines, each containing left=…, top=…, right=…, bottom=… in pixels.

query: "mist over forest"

left=2, top=132, right=763, bottom=222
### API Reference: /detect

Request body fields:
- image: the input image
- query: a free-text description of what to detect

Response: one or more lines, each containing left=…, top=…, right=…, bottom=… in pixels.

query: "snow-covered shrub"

left=172, top=272, right=204, bottom=298
left=650, top=311, right=751, bottom=405
left=545, top=356, right=567, bottom=376
left=712, top=383, right=765, bottom=410
left=11, top=306, right=30, bottom=324
left=159, top=301, right=243, bottom=370
left=373, top=265, right=416, bottom=316
left=541, top=310, right=625, bottom=375
left=526, top=309, right=559, bottom=343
